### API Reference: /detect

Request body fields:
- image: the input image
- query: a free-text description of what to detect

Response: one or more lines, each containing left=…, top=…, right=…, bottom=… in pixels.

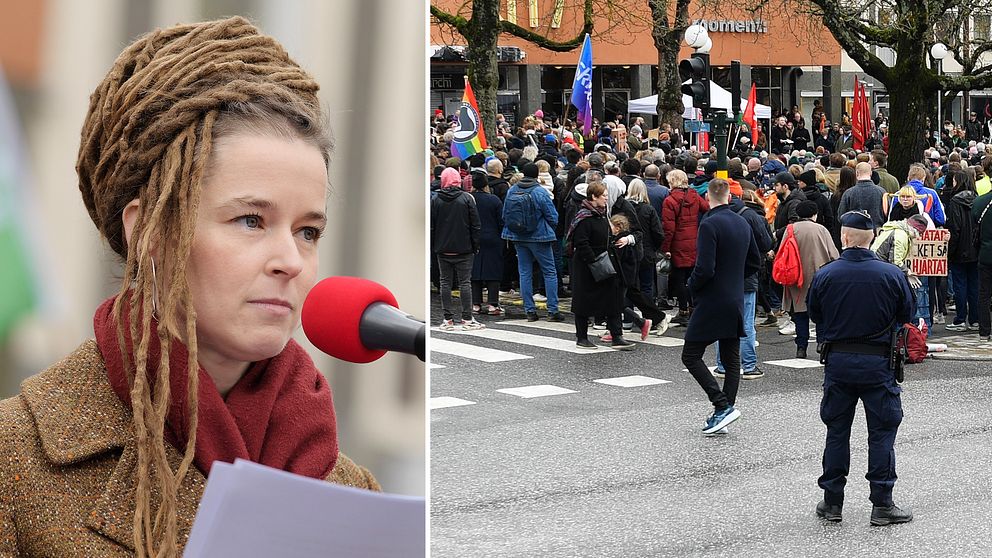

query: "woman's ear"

left=122, top=198, right=141, bottom=251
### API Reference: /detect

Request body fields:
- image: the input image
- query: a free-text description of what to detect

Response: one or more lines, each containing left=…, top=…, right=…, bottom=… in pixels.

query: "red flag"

left=859, top=81, right=873, bottom=145
left=851, top=77, right=864, bottom=150
left=743, top=83, right=759, bottom=144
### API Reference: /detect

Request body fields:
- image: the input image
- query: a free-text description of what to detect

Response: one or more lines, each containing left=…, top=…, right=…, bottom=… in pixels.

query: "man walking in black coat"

left=681, top=179, right=762, bottom=435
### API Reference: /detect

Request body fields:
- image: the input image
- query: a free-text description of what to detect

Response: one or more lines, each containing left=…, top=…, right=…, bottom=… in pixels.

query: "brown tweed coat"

left=0, top=340, right=380, bottom=556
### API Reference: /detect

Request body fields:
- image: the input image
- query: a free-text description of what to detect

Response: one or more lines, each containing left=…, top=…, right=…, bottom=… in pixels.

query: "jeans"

left=438, top=253, right=474, bottom=321
left=515, top=241, right=559, bottom=314
left=948, top=262, right=980, bottom=325
left=929, top=275, right=948, bottom=316
left=683, top=338, right=741, bottom=410
left=790, top=311, right=810, bottom=350
left=978, top=263, right=992, bottom=337
left=717, top=291, right=757, bottom=372
left=913, top=276, right=931, bottom=333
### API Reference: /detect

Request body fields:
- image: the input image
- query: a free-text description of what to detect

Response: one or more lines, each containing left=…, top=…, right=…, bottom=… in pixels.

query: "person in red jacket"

left=661, top=169, right=710, bottom=325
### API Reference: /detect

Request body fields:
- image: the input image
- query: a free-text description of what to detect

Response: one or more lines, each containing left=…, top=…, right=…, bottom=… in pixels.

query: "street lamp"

left=684, top=24, right=709, bottom=49
left=931, top=42, right=948, bottom=136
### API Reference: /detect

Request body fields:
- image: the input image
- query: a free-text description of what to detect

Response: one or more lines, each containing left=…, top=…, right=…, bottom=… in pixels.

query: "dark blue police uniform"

left=807, top=244, right=914, bottom=511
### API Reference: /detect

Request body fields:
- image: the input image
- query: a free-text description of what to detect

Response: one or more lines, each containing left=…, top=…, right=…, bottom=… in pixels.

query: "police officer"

left=806, top=210, right=915, bottom=526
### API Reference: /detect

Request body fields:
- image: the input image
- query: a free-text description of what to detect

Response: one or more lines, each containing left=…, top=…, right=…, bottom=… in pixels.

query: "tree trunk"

left=886, top=78, right=933, bottom=182
left=466, top=0, right=501, bottom=144
left=650, top=0, right=688, bottom=132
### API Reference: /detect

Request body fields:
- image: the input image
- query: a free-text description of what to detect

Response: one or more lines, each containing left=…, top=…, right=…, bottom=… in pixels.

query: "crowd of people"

left=430, top=107, right=992, bottom=351
left=430, top=105, right=992, bottom=525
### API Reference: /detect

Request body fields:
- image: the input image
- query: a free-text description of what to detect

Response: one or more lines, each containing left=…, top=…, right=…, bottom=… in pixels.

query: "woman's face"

left=898, top=193, right=915, bottom=208
left=592, top=192, right=608, bottom=209
left=187, top=133, right=327, bottom=369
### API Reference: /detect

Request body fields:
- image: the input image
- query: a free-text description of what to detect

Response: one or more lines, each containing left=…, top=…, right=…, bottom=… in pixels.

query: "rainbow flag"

left=451, top=78, right=487, bottom=160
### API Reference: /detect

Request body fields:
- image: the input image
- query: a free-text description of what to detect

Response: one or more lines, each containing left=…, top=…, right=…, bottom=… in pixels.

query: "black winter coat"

left=685, top=205, right=762, bottom=342
left=431, top=188, right=480, bottom=254
left=801, top=184, right=835, bottom=234
left=947, top=190, right=979, bottom=263
left=610, top=197, right=644, bottom=262
left=729, top=198, right=773, bottom=293
left=569, top=212, right=623, bottom=317
left=629, top=200, right=664, bottom=264
left=487, top=176, right=510, bottom=201
left=471, top=191, right=505, bottom=280
left=774, top=188, right=808, bottom=231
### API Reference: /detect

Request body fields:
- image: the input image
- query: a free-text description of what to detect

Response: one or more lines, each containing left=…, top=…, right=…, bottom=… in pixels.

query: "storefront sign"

left=431, top=75, right=460, bottom=89
left=694, top=19, right=768, bottom=34
left=911, top=229, right=950, bottom=276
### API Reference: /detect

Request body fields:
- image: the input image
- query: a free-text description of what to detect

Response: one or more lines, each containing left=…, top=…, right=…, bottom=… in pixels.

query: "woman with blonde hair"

left=0, top=17, right=378, bottom=557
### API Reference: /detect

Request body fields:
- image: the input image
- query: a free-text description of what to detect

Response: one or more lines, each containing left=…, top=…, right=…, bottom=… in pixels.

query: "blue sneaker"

left=703, top=405, right=741, bottom=434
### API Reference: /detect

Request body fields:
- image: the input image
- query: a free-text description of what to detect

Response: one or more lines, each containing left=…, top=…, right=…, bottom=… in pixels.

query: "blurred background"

left=0, top=0, right=425, bottom=496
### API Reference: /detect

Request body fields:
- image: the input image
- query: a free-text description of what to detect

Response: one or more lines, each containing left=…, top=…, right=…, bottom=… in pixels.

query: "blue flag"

left=570, top=34, right=592, bottom=134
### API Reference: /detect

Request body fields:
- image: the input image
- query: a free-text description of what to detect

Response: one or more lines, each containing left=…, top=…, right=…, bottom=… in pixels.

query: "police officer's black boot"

left=815, top=500, right=842, bottom=522
left=870, top=504, right=913, bottom=526
left=796, top=346, right=807, bottom=359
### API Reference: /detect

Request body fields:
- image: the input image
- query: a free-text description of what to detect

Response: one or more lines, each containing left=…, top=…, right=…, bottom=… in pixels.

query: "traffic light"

left=679, top=52, right=710, bottom=115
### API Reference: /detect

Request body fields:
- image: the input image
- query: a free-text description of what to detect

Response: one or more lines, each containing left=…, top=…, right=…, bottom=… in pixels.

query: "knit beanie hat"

left=798, top=170, right=818, bottom=187
left=440, top=167, right=462, bottom=189
left=796, top=200, right=818, bottom=218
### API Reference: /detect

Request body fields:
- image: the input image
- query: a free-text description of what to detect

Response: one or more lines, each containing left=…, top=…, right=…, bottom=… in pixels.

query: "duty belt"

left=824, top=342, right=889, bottom=357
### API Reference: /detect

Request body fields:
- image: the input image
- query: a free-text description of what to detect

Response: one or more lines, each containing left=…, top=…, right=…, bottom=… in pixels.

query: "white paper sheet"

left=184, top=460, right=425, bottom=557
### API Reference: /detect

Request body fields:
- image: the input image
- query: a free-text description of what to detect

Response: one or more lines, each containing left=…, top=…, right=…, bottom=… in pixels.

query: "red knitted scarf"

left=94, top=295, right=338, bottom=478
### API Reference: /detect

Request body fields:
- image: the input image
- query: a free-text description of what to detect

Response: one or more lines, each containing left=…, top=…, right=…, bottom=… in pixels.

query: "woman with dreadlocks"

left=0, top=17, right=378, bottom=557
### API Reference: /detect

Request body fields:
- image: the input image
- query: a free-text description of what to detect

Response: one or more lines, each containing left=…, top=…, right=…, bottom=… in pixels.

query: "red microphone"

left=301, top=277, right=425, bottom=363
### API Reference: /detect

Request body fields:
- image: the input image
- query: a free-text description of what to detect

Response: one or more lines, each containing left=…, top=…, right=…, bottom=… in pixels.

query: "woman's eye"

left=301, top=227, right=323, bottom=242
left=238, top=214, right=262, bottom=229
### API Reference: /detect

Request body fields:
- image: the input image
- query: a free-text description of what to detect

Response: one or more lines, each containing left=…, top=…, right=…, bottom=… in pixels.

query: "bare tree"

left=650, top=0, right=693, bottom=131
left=745, top=0, right=992, bottom=179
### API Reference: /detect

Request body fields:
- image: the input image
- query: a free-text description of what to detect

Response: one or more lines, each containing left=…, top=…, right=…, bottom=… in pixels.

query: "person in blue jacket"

left=680, top=179, right=761, bottom=435
left=807, top=210, right=915, bottom=526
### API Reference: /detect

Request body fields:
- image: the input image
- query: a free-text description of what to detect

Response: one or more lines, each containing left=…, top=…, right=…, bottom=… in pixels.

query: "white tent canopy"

left=628, top=81, right=772, bottom=120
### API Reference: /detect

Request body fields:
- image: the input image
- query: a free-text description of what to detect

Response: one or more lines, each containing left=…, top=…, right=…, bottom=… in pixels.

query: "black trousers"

left=471, top=280, right=500, bottom=306
left=978, top=263, right=992, bottom=337
left=669, top=266, right=693, bottom=311
left=681, top=339, right=740, bottom=410
left=574, top=313, right=622, bottom=342
left=818, top=378, right=902, bottom=507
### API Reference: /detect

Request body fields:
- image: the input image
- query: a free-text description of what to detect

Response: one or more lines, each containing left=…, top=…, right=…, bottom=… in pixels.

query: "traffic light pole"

left=712, top=111, right=731, bottom=180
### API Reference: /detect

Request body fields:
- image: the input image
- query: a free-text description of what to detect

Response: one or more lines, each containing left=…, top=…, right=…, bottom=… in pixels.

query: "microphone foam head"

left=301, top=276, right=398, bottom=363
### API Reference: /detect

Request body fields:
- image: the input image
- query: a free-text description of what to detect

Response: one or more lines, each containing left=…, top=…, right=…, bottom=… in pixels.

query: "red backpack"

left=898, top=319, right=928, bottom=364
left=772, top=224, right=804, bottom=287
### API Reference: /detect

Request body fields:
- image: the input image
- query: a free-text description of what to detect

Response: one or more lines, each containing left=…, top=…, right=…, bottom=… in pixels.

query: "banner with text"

left=910, top=229, right=950, bottom=276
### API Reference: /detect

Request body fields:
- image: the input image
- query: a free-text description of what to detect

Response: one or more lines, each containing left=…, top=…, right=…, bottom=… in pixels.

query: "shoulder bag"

left=589, top=250, right=617, bottom=282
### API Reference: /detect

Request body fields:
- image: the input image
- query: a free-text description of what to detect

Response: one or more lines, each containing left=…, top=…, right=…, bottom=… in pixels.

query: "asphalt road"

left=430, top=294, right=992, bottom=557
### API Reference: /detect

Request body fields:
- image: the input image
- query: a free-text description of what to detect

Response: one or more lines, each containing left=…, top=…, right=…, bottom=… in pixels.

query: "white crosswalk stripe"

left=429, top=397, right=476, bottom=409
left=431, top=338, right=532, bottom=363
left=502, top=320, right=686, bottom=347
left=432, top=326, right=617, bottom=354
left=496, top=385, right=577, bottom=398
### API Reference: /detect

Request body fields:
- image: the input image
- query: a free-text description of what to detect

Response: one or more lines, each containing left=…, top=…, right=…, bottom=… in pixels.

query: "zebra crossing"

left=432, top=320, right=694, bottom=411
left=430, top=317, right=825, bottom=412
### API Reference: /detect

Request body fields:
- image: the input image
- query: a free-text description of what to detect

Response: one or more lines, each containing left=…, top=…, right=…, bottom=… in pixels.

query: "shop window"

left=976, top=15, right=991, bottom=40
left=602, top=66, right=631, bottom=89
left=711, top=67, right=731, bottom=91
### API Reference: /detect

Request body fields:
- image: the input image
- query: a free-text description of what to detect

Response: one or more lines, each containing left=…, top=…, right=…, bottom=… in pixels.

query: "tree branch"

left=497, top=0, right=594, bottom=51
left=430, top=5, right=469, bottom=35
left=803, top=0, right=894, bottom=82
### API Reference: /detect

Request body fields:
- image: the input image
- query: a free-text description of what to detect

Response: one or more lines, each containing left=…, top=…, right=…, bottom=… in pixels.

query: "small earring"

left=150, top=257, right=160, bottom=320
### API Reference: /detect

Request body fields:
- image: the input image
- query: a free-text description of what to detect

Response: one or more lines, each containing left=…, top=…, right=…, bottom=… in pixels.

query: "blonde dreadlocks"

left=76, top=17, right=331, bottom=557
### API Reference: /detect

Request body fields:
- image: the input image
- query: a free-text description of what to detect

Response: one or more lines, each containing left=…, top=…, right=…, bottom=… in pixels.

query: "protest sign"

left=910, top=229, right=950, bottom=276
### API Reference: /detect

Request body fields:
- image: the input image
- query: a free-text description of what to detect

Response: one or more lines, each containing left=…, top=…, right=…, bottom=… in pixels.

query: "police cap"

left=839, top=210, right=875, bottom=230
